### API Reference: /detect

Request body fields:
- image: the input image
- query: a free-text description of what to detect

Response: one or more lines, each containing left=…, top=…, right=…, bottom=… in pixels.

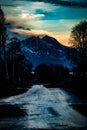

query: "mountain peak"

left=42, top=35, right=64, bottom=48
left=20, top=35, right=73, bottom=70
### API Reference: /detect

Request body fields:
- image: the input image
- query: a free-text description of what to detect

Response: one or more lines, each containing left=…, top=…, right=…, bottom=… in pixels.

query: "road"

left=0, top=85, right=87, bottom=130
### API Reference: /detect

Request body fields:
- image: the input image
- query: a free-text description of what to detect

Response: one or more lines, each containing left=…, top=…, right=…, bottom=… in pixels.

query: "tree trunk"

left=3, top=45, right=9, bottom=80
left=0, top=46, right=1, bottom=80
left=12, top=54, right=15, bottom=82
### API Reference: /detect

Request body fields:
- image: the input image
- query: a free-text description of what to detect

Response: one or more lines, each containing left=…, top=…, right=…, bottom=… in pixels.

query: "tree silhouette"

left=9, top=37, right=20, bottom=82
left=34, top=64, right=54, bottom=83
left=69, top=21, right=87, bottom=75
left=0, top=6, right=9, bottom=80
left=70, top=21, right=87, bottom=48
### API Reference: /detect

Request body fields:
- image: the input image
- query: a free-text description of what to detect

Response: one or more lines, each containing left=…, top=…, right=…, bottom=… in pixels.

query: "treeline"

left=34, top=64, right=69, bottom=84
left=0, top=37, right=33, bottom=97
left=66, top=47, right=87, bottom=76
left=0, top=45, right=33, bottom=86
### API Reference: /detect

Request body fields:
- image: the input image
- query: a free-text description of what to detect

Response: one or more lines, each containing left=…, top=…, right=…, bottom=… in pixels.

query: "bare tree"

left=69, top=21, right=87, bottom=74
left=70, top=21, right=87, bottom=48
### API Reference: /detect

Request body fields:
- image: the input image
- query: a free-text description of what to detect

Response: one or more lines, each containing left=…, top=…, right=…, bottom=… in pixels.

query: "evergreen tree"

left=9, top=37, right=20, bottom=82
left=0, top=6, right=9, bottom=80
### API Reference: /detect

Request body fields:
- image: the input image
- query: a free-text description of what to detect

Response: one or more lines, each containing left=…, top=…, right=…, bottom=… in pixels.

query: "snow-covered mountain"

left=19, top=35, right=73, bottom=70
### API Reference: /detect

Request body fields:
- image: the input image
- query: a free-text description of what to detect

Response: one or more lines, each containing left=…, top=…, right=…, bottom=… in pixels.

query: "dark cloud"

left=0, top=0, right=17, bottom=6
left=35, top=9, right=51, bottom=17
left=37, top=0, right=87, bottom=8
left=17, top=26, right=31, bottom=30
left=1, top=0, right=87, bottom=8
left=1, top=4, right=18, bottom=7
left=5, top=22, right=31, bottom=30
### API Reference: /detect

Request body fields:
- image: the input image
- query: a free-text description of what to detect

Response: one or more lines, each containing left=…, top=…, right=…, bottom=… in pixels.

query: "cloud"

left=6, top=10, right=85, bottom=46
left=10, top=28, right=51, bottom=37
left=43, top=0, right=87, bottom=8
left=5, top=13, right=45, bottom=30
left=10, top=28, right=71, bottom=46
left=21, top=0, right=87, bottom=8
left=6, top=15, right=24, bottom=26
left=1, top=0, right=87, bottom=8
left=2, top=0, right=87, bottom=47
left=0, top=0, right=18, bottom=7
left=20, top=13, right=44, bottom=19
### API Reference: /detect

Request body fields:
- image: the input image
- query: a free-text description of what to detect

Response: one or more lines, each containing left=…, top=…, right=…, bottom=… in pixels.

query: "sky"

left=0, top=0, right=87, bottom=46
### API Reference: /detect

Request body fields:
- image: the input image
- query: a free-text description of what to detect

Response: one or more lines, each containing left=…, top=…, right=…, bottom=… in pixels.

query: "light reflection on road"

left=0, top=85, right=87, bottom=130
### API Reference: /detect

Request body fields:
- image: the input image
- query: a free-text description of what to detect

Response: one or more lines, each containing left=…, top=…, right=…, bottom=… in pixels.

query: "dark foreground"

left=0, top=85, right=87, bottom=130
